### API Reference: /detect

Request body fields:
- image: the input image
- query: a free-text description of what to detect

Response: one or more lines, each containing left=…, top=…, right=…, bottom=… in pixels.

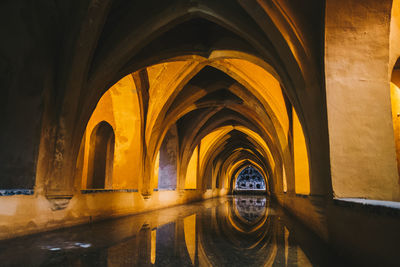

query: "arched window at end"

left=87, top=121, right=115, bottom=189
left=234, top=166, right=266, bottom=191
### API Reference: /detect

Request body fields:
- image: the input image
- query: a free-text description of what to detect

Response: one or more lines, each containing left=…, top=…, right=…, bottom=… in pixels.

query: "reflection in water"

left=234, top=196, right=267, bottom=223
left=151, top=229, right=156, bottom=264
left=0, top=196, right=344, bottom=266
left=184, top=214, right=196, bottom=265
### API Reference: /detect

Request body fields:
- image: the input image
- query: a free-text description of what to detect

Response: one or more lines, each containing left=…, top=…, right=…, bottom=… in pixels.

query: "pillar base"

left=46, top=195, right=73, bottom=211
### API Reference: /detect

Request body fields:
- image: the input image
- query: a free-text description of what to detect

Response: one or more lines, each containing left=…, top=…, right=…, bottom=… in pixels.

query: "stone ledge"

left=81, top=189, right=138, bottom=194
left=333, top=198, right=400, bottom=217
left=0, top=189, right=34, bottom=196
left=157, top=188, right=176, bottom=191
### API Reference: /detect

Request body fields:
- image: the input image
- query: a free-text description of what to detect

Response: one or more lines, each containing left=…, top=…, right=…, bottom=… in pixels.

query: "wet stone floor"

left=0, top=196, right=346, bottom=266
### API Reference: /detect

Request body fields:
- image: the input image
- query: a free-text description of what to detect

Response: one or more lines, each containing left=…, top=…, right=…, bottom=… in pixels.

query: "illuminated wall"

left=326, top=0, right=399, bottom=201
left=391, top=62, right=400, bottom=197
left=390, top=82, right=400, bottom=176
left=282, top=166, right=288, bottom=193
left=389, top=0, right=400, bottom=200
left=153, top=152, right=160, bottom=190
left=185, top=146, right=198, bottom=189
left=293, top=107, right=310, bottom=195
left=81, top=75, right=142, bottom=190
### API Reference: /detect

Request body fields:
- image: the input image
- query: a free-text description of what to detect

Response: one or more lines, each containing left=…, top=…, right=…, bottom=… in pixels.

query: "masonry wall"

left=0, top=189, right=227, bottom=240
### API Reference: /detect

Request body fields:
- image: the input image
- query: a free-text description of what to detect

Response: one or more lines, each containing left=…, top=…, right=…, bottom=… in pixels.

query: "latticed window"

left=235, top=166, right=265, bottom=190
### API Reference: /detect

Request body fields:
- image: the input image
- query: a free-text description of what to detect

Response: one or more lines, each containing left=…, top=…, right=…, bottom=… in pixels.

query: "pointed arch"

left=86, top=121, right=115, bottom=189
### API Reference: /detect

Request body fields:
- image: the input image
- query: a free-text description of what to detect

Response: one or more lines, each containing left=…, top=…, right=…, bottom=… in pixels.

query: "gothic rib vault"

left=1, top=0, right=400, bottom=265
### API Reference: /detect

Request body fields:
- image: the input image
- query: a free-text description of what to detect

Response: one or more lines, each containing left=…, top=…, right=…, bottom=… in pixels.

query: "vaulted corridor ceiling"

left=1, top=0, right=400, bottom=266
left=81, top=53, right=310, bottom=197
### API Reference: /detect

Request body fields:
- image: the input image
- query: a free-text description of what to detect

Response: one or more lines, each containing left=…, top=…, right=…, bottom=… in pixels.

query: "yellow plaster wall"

left=185, top=146, right=198, bottom=189
left=326, top=0, right=399, bottom=200
left=110, top=75, right=142, bottom=189
left=81, top=90, right=116, bottom=189
left=293, top=107, right=310, bottom=195
left=153, top=151, right=160, bottom=189
left=389, top=0, right=400, bottom=199
left=391, top=82, right=400, bottom=177
left=82, top=75, right=142, bottom=189
left=283, top=166, right=288, bottom=193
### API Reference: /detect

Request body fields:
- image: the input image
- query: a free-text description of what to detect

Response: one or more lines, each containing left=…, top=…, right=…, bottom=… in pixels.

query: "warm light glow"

left=234, top=125, right=275, bottom=170
left=184, top=214, right=196, bottom=265
left=391, top=82, right=400, bottom=168
left=154, top=151, right=160, bottom=189
left=293, top=107, right=310, bottom=195
left=185, top=146, right=198, bottom=189
left=199, top=128, right=233, bottom=170
left=81, top=75, right=141, bottom=189
left=79, top=54, right=297, bottom=198
left=283, top=166, right=288, bottom=193
left=151, top=229, right=156, bottom=264
left=216, top=58, right=289, bottom=135
left=145, top=60, right=200, bottom=145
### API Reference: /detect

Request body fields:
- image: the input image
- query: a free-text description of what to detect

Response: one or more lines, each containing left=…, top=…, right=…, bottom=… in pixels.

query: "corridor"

left=1, top=0, right=400, bottom=266
left=0, top=196, right=345, bottom=267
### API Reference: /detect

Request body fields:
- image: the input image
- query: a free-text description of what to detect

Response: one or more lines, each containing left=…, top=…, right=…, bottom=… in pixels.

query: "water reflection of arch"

left=196, top=198, right=278, bottom=266
left=230, top=197, right=269, bottom=233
